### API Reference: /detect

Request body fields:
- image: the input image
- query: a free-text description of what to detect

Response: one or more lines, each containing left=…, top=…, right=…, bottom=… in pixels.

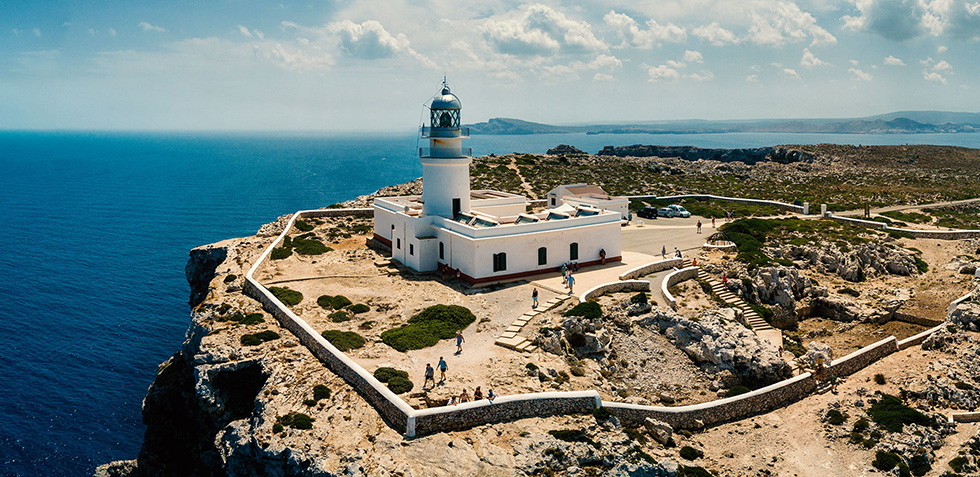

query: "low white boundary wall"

left=662, top=266, right=699, bottom=310
left=630, top=194, right=804, bottom=213
left=829, top=214, right=980, bottom=240
left=618, top=258, right=683, bottom=280
left=579, top=280, right=650, bottom=304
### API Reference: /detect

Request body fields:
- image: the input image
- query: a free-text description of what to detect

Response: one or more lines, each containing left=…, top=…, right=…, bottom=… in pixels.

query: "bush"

left=269, top=286, right=303, bottom=306
left=272, top=423, right=283, bottom=433
left=317, top=295, right=334, bottom=309
left=240, top=313, right=265, bottom=325
left=359, top=320, right=375, bottom=330
left=630, top=292, right=648, bottom=304
left=949, top=456, right=969, bottom=473
left=313, top=384, right=331, bottom=401
left=592, top=407, right=614, bottom=420
left=748, top=304, right=774, bottom=325
left=570, top=366, right=586, bottom=376
left=564, top=301, right=602, bottom=319
left=240, top=335, right=262, bottom=346
left=240, top=330, right=280, bottom=346
left=386, top=376, right=414, bottom=394
left=270, top=247, right=293, bottom=260
left=874, top=373, right=886, bottom=385
left=679, top=446, right=703, bottom=461
left=867, top=394, right=934, bottom=433
left=374, top=367, right=409, bottom=383
left=223, top=274, right=238, bottom=283
left=321, top=330, right=366, bottom=351
left=290, top=413, right=314, bottom=430
left=826, top=409, right=847, bottom=426
left=349, top=303, right=370, bottom=314
left=294, top=219, right=314, bottom=232
left=678, top=466, right=714, bottom=477
left=303, top=399, right=317, bottom=407
left=725, top=385, right=751, bottom=398
left=853, top=418, right=870, bottom=432
left=328, top=310, right=351, bottom=322
left=909, top=451, right=931, bottom=476
left=293, top=237, right=331, bottom=255
left=380, top=304, right=476, bottom=352
left=318, top=295, right=352, bottom=309
left=954, top=381, right=974, bottom=391
left=873, top=450, right=903, bottom=471
left=914, top=256, right=929, bottom=273
left=849, top=431, right=864, bottom=445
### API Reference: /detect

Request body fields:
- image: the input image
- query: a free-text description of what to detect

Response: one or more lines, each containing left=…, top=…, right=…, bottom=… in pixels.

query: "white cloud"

left=237, top=25, right=252, bottom=38
left=937, top=45, right=948, bottom=53
left=843, top=0, right=980, bottom=41
left=139, top=22, right=167, bottom=33
left=268, top=43, right=335, bottom=72
left=483, top=4, right=606, bottom=56
left=933, top=59, right=953, bottom=71
left=693, top=22, right=738, bottom=45
left=327, top=20, right=425, bottom=64
left=883, top=55, right=905, bottom=66
left=849, top=59, right=859, bottom=66
left=686, top=71, right=714, bottom=81
left=746, top=74, right=760, bottom=82
left=924, top=71, right=947, bottom=84
left=666, top=59, right=686, bottom=68
left=783, top=68, right=801, bottom=79
left=848, top=67, right=872, bottom=81
left=604, top=11, right=686, bottom=49
left=801, top=48, right=828, bottom=68
left=683, top=50, right=703, bottom=63
left=587, top=54, right=622, bottom=70
left=645, top=64, right=680, bottom=81
left=746, top=1, right=836, bottom=47
left=593, top=72, right=616, bottom=82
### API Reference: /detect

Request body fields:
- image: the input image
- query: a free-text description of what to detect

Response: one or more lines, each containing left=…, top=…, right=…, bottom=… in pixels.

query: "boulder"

left=809, top=295, right=892, bottom=324
left=949, top=302, right=980, bottom=331
left=804, top=341, right=834, bottom=367
left=643, top=418, right=673, bottom=445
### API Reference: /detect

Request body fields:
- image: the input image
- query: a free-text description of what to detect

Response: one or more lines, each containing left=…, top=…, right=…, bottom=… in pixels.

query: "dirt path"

left=506, top=156, right=537, bottom=199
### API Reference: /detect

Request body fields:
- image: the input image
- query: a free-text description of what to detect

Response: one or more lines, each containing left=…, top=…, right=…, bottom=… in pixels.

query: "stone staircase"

left=494, top=295, right=571, bottom=353
left=684, top=259, right=776, bottom=334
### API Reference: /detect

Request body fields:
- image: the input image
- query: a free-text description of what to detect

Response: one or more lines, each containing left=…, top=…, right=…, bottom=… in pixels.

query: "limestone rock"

left=949, top=302, right=980, bottom=331
left=643, top=418, right=673, bottom=445
left=804, top=341, right=834, bottom=367
left=256, top=213, right=292, bottom=237
left=809, top=295, right=893, bottom=324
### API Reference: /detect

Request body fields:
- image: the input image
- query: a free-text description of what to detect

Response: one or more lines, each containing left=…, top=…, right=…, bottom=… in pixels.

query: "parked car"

left=637, top=206, right=658, bottom=219
left=667, top=204, right=691, bottom=218
left=657, top=207, right=675, bottom=218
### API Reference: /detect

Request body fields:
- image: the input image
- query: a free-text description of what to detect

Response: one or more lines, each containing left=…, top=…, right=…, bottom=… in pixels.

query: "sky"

left=2, top=0, right=979, bottom=131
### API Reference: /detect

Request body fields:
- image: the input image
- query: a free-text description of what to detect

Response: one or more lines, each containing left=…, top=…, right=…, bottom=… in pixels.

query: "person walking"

left=423, top=364, right=435, bottom=388
left=532, top=287, right=539, bottom=309
left=567, top=273, right=575, bottom=295
left=712, top=217, right=716, bottom=228
left=661, top=245, right=666, bottom=258
left=438, top=357, right=448, bottom=382
left=696, top=220, right=702, bottom=234
left=455, top=331, right=465, bottom=354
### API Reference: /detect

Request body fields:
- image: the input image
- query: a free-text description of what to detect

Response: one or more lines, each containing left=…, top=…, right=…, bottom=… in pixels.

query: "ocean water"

left=1, top=130, right=979, bottom=476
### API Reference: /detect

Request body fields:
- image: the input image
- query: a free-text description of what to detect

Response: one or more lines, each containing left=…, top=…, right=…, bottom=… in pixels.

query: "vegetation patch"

left=881, top=210, right=931, bottom=224
left=277, top=412, right=314, bottom=430
left=328, top=310, right=351, bottom=322
left=240, top=313, right=265, bottom=325
left=380, top=304, right=476, bottom=352
left=349, top=303, right=371, bottom=314
left=223, top=274, right=238, bottom=283
left=269, top=286, right=303, bottom=306
left=294, top=219, right=314, bottom=232
left=679, top=446, right=704, bottom=460
left=240, top=330, right=280, bottom=346
left=293, top=236, right=331, bottom=255
left=826, top=409, right=847, bottom=426
left=678, top=466, right=715, bottom=477
left=374, top=367, right=409, bottom=383
left=564, top=301, right=602, bottom=319
left=321, top=330, right=366, bottom=351
left=318, top=294, right=352, bottom=309
left=867, top=393, right=934, bottom=432
left=270, top=247, right=293, bottom=260
left=725, top=385, right=751, bottom=398
left=872, top=450, right=904, bottom=472
left=386, top=376, right=414, bottom=394
left=630, top=292, right=648, bottom=304
left=313, top=384, right=331, bottom=401
left=720, top=218, right=883, bottom=270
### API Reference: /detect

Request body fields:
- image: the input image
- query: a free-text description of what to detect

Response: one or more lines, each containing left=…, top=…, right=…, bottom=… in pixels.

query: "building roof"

left=564, top=184, right=607, bottom=195
left=430, top=84, right=461, bottom=110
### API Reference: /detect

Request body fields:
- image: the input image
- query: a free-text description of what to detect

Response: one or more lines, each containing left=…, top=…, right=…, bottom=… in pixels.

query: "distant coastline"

left=466, top=111, right=980, bottom=136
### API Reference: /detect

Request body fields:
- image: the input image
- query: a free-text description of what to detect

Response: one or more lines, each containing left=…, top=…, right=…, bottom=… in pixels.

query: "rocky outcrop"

left=768, top=147, right=820, bottom=164
left=949, top=302, right=980, bottom=331
left=546, top=144, right=586, bottom=155
left=804, top=341, right=833, bottom=367
left=186, top=243, right=227, bottom=307
left=596, top=145, right=774, bottom=165
left=256, top=213, right=292, bottom=237
left=537, top=315, right=612, bottom=358
left=637, top=308, right=792, bottom=385
left=774, top=241, right=920, bottom=283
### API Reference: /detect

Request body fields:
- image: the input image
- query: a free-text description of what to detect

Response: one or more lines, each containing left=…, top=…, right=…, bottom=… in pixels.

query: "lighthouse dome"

left=430, top=85, right=461, bottom=110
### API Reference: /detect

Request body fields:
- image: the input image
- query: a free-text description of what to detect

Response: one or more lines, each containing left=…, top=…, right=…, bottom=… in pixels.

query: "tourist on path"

left=532, top=288, right=539, bottom=309
left=487, top=389, right=496, bottom=402
left=455, top=331, right=465, bottom=354
left=423, top=364, right=435, bottom=388
left=661, top=245, right=666, bottom=258
left=567, top=273, right=575, bottom=295
left=674, top=247, right=682, bottom=258
left=696, top=220, right=702, bottom=234
left=459, top=389, right=470, bottom=403
left=712, top=217, right=716, bottom=228
left=438, top=357, right=448, bottom=382
left=474, top=386, right=484, bottom=400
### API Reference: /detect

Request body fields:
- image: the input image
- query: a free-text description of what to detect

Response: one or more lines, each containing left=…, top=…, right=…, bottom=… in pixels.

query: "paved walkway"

left=529, top=250, right=658, bottom=296
left=835, top=197, right=980, bottom=217
left=493, top=295, right=571, bottom=353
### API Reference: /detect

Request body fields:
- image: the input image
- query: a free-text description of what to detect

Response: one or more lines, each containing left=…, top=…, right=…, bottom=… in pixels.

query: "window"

left=551, top=197, right=556, bottom=206
left=396, top=238, right=401, bottom=250
left=569, top=242, right=579, bottom=261
left=439, top=242, right=445, bottom=260
left=493, top=252, right=507, bottom=272
left=538, top=247, right=547, bottom=266
left=452, top=198, right=461, bottom=218
left=409, top=244, right=414, bottom=256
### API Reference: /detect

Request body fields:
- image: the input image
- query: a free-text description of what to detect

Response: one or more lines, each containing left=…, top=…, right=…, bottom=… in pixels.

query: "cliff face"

left=594, top=145, right=820, bottom=165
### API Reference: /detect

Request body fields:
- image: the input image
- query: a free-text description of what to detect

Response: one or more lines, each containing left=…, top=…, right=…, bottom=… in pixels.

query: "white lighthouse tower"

left=420, top=79, right=470, bottom=218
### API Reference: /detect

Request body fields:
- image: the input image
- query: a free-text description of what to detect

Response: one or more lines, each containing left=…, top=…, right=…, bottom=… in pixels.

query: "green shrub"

left=240, top=335, right=262, bottom=346
left=380, top=304, right=476, bottom=352
left=748, top=304, right=774, bottom=325
left=294, top=219, right=314, bottom=232
left=359, top=320, right=375, bottom=330
left=826, top=409, right=846, bottom=425
left=954, top=381, right=974, bottom=391
left=290, top=413, right=314, bottom=429
left=526, top=362, right=539, bottom=372
left=874, top=373, right=886, bottom=385
left=223, top=274, right=238, bottom=283
left=317, top=295, right=334, bottom=309
left=849, top=431, right=864, bottom=445
left=853, top=418, right=870, bottom=432
left=293, top=237, right=331, bottom=255
left=873, top=450, right=903, bottom=471
left=318, top=295, right=352, bottom=309
left=679, top=446, right=703, bottom=460
left=386, top=376, right=414, bottom=394
left=914, top=256, right=929, bottom=273
left=349, top=303, right=370, bottom=314
left=270, top=247, right=293, bottom=260
left=272, top=423, right=284, bottom=433
left=909, top=452, right=931, bottom=476
left=564, top=302, right=602, bottom=319
left=328, top=310, right=351, bottom=322
left=630, top=292, right=648, bottom=304
left=269, top=286, right=303, bottom=306
left=725, top=385, right=751, bottom=398
left=374, top=367, right=409, bottom=383
left=303, top=398, right=317, bottom=407
left=219, top=312, right=245, bottom=323
left=240, top=313, right=265, bottom=325
left=782, top=333, right=806, bottom=358
left=241, top=330, right=279, bottom=346
left=549, top=429, right=599, bottom=449
left=592, top=407, right=614, bottom=420
left=313, top=384, right=331, bottom=401
left=321, top=330, right=366, bottom=351
left=570, top=365, right=586, bottom=376
left=949, top=456, right=969, bottom=473
left=867, top=394, right=934, bottom=433
left=679, top=466, right=715, bottom=477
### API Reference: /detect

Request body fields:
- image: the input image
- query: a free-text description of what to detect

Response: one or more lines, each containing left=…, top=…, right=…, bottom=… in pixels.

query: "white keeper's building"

left=372, top=81, right=623, bottom=285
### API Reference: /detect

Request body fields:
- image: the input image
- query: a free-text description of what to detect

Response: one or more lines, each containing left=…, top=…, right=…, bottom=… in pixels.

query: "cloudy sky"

left=3, top=0, right=979, bottom=131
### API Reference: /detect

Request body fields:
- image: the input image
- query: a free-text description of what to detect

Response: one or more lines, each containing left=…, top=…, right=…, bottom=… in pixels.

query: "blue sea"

left=2, top=130, right=980, bottom=476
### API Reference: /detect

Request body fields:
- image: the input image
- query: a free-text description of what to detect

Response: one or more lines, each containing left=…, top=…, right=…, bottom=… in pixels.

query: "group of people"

left=561, top=263, right=576, bottom=294
left=439, top=265, right=461, bottom=282
left=423, top=357, right=452, bottom=388
left=662, top=246, right=683, bottom=259
left=447, top=386, right=496, bottom=405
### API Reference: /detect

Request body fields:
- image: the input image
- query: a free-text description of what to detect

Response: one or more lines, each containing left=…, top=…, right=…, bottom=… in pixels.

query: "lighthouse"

left=420, top=79, right=471, bottom=219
